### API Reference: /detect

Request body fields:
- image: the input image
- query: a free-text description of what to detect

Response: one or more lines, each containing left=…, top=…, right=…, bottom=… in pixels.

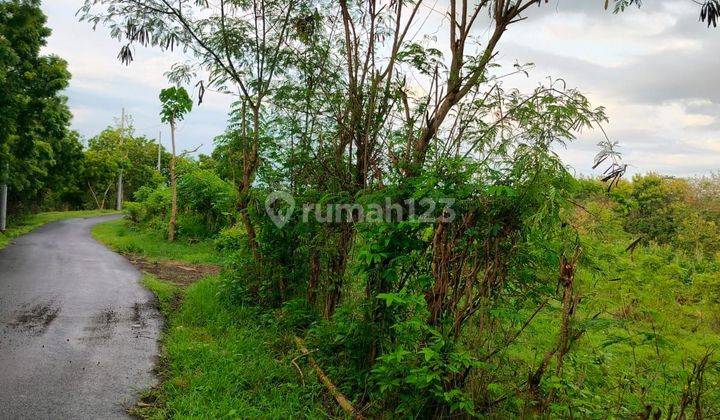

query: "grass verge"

left=0, top=209, right=118, bottom=250
left=92, top=218, right=223, bottom=265
left=93, top=219, right=325, bottom=418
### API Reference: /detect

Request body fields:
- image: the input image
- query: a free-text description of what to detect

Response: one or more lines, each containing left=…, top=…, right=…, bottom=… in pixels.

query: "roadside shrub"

left=215, top=225, right=246, bottom=253
left=178, top=169, right=237, bottom=234
left=133, top=185, right=155, bottom=203
left=134, top=185, right=171, bottom=222
left=223, top=253, right=289, bottom=306
left=278, top=298, right=318, bottom=332
left=123, top=201, right=144, bottom=223
left=306, top=305, right=376, bottom=396
left=176, top=213, right=210, bottom=240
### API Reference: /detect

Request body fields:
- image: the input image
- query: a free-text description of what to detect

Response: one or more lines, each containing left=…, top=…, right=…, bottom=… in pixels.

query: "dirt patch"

left=126, top=254, right=220, bottom=286
left=9, top=299, right=62, bottom=335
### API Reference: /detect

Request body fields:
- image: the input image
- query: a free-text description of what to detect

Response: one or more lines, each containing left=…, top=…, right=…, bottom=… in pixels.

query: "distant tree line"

left=0, top=1, right=178, bottom=220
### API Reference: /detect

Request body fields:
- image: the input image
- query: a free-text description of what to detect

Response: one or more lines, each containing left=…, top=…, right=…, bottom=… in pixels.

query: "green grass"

left=138, top=275, right=326, bottom=418
left=93, top=219, right=325, bottom=418
left=141, top=275, right=182, bottom=315
left=92, top=218, right=222, bottom=265
left=0, top=209, right=118, bottom=250
left=495, top=201, right=720, bottom=415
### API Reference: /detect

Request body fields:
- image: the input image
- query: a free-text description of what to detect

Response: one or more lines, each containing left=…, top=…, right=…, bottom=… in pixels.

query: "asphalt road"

left=0, top=215, right=161, bottom=419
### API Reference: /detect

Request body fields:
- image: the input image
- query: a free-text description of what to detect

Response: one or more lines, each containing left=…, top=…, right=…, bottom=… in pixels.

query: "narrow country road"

left=0, top=215, right=161, bottom=419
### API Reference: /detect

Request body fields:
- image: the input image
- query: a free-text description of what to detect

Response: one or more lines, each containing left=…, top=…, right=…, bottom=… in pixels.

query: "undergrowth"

left=92, top=218, right=222, bottom=265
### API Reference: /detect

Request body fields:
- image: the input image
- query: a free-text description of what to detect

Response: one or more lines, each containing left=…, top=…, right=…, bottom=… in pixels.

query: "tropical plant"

left=159, top=86, right=193, bottom=241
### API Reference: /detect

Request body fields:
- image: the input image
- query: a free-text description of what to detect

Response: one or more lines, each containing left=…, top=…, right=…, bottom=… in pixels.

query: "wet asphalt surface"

left=0, top=215, right=161, bottom=419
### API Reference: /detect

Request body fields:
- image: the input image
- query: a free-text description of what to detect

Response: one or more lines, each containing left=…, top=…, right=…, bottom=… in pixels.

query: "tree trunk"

left=168, top=119, right=178, bottom=242
left=307, top=250, right=320, bottom=305
left=323, top=223, right=354, bottom=319
left=235, top=101, right=260, bottom=258
left=88, top=183, right=101, bottom=210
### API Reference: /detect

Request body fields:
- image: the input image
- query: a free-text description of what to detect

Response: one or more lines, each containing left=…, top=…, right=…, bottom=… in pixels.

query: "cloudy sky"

left=41, top=1, right=235, bottom=157
left=41, top=0, right=719, bottom=176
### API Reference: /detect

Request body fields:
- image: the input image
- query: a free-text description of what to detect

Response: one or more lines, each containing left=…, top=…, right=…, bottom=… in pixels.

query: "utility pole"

left=157, top=130, right=162, bottom=171
left=0, top=162, right=7, bottom=232
left=116, top=108, right=125, bottom=211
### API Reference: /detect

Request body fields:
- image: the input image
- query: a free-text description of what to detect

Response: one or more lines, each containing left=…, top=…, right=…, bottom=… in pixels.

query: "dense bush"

left=214, top=225, right=246, bottom=253
left=122, top=201, right=144, bottom=223
left=623, top=174, right=691, bottom=244
left=129, top=167, right=237, bottom=240
left=177, top=168, right=237, bottom=234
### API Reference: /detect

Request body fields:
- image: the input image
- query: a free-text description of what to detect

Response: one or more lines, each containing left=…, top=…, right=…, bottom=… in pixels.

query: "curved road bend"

left=0, top=215, right=161, bottom=419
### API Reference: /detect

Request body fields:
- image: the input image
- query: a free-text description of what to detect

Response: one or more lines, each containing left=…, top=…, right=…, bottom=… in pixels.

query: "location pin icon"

left=265, top=191, right=295, bottom=228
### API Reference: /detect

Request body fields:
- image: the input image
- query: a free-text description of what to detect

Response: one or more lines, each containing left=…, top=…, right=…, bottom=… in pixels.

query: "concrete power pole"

left=157, top=130, right=162, bottom=171
left=116, top=108, right=125, bottom=211
left=0, top=163, right=7, bottom=232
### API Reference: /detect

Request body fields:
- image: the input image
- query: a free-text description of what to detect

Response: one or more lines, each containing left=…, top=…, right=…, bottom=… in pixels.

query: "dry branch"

left=293, top=336, right=364, bottom=419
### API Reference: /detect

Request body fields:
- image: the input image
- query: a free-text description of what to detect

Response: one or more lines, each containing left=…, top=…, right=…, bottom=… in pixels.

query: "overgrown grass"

left=93, top=219, right=326, bottom=418
left=0, top=209, right=118, bottom=250
left=138, top=275, right=326, bottom=418
left=92, top=218, right=222, bottom=265
left=495, top=201, right=720, bottom=415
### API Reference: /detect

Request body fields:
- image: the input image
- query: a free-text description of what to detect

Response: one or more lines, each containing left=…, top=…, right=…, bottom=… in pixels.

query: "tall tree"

left=159, top=86, right=193, bottom=242
left=0, top=0, right=80, bottom=214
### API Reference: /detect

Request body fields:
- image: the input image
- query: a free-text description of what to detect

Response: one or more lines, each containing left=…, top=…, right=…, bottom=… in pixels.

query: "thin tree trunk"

left=307, top=250, right=320, bottom=305
left=323, top=223, right=354, bottom=319
left=168, top=119, right=178, bottom=242
left=88, top=183, right=101, bottom=210
left=236, top=101, right=260, bottom=258
left=101, top=183, right=111, bottom=210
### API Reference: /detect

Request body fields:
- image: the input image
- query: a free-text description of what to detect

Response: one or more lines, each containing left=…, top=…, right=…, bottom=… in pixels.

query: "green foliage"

left=277, top=297, right=319, bottom=332
left=0, top=0, right=83, bottom=214
left=139, top=276, right=326, bottom=418
left=177, top=168, right=237, bottom=234
left=214, top=225, right=245, bottom=253
left=624, top=174, right=691, bottom=244
left=175, top=213, right=209, bottom=239
left=90, top=224, right=325, bottom=419
left=122, top=201, right=144, bottom=223
left=371, top=292, right=479, bottom=417
left=135, top=184, right=171, bottom=219
left=78, top=1, right=720, bottom=417
left=129, top=165, right=236, bottom=239
left=159, top=86, right=192, bottom=124
left=140, top=274, right=181, bottom=315
left=222, top=245, right=290, bottom=306
left=84, top=126, right=169, bottom=209
left=675, top=211, right=720, bottom=259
